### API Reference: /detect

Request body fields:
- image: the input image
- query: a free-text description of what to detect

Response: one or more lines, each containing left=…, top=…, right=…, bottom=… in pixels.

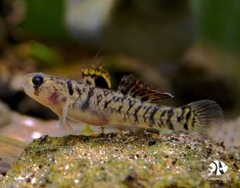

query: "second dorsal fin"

left=117, top=74, right=173, bottom=103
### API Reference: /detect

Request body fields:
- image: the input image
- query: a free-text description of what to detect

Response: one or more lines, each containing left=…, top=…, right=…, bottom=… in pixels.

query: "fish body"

left=22, top=72, right=223, bottom=137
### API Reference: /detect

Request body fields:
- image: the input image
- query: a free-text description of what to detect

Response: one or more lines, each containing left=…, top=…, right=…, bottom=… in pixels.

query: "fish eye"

left=32, top=75, right=44, bottom=86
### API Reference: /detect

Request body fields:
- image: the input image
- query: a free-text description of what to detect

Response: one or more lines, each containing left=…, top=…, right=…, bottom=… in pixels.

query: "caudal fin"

left=181, top=100, right=223, bottom=138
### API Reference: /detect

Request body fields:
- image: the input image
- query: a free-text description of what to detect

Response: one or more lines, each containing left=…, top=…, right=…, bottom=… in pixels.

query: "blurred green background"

left=21, top=0, right=240, bottom=54
left=192, top=0, right=240, bottom=54
left=22, top=0, right=67, bottom=39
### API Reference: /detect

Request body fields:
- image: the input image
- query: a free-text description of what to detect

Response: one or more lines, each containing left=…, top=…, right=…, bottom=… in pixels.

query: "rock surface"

left=1, top=132, right=239, bottom=187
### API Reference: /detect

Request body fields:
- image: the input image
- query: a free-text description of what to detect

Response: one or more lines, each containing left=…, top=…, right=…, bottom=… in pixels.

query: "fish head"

left=22, top=72, right=67, bottom=106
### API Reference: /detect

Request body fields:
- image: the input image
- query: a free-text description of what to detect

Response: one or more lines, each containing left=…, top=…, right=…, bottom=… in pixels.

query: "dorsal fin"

left=82, top=64, right=111, bottom=89
left=117, top=74, right=173, bottom=103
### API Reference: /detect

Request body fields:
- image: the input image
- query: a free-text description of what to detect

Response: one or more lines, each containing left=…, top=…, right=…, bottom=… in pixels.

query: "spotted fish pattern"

left=22, top=72, right=223, bottom=138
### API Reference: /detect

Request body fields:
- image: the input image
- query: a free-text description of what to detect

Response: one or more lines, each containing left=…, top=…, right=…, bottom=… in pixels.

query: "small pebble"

left=148, top=140, right=156, bottom=146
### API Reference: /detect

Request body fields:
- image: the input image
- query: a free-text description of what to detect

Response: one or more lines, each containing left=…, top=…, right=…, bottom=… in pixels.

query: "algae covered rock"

left=1, top=132, right=239, bottom=187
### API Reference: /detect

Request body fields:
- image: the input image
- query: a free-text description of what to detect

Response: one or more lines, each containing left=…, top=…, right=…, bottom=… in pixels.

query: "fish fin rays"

left=59, top=117, right=74, bottom=134
left=82, top=64, right=111, bottom=89
left=117, top=74, right=173, bottom=103
left=181, top=100, right=223, bottom=139
left=59, top=99, right=74, bottom=133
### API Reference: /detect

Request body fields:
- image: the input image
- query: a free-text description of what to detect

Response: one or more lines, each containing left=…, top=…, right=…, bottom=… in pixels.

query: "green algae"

left=1, top=132, right=239, bottom=187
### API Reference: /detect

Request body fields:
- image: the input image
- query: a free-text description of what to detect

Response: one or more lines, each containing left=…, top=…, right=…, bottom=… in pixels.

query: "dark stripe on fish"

left=143, top=106, right=152, bottom=124
left=133, top=104, right=142, bottom=123
left=166, top=109, right=174, bottom=130
left=82, top=87, right=94, bottom=110
left=67, top=80, right=74, bottom=96
left=148, top=105, right=159, bottom=127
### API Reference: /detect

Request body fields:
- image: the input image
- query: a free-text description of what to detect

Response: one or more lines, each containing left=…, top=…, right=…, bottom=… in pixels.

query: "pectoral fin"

left=59, top=99, right=74, bottom=133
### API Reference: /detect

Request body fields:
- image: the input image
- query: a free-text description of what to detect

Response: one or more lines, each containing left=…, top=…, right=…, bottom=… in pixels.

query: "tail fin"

left=180, top=100, right=223, bottom=138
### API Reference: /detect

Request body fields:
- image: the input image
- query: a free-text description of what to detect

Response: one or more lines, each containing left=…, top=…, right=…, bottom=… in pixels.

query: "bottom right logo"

left=208, top=160, right=228, bottom=176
